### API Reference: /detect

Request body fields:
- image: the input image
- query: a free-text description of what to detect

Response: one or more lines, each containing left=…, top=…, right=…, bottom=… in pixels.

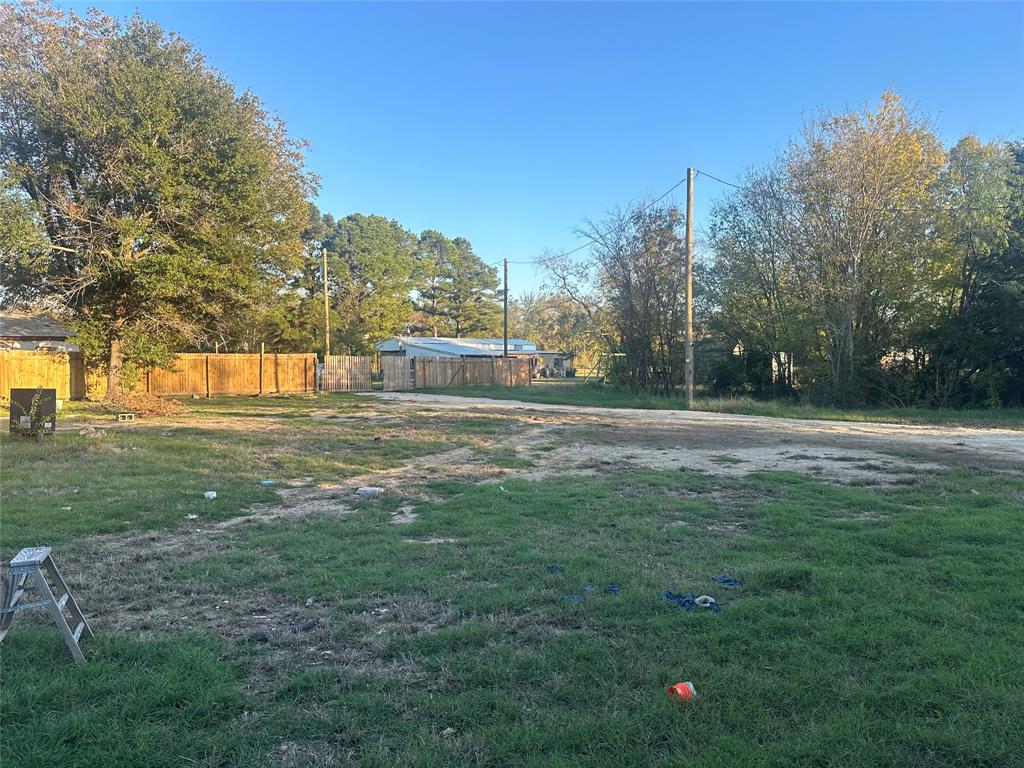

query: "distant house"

left=375, top=336, right=573, bottom=378
left=0, top=314, right=78, bottom=352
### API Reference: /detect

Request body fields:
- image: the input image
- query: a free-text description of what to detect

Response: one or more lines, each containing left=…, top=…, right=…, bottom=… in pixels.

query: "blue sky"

left=70, top=1, right=1023, bottom=293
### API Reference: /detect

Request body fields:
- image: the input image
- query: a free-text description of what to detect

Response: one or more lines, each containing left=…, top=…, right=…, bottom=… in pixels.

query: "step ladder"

left=0, top=547, right=93, bottom=663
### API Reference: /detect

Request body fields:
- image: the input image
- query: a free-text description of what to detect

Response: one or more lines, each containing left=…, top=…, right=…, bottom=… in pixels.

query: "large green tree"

left=922, top=137, right=1023, bottom=406
left=324, top=213, right=418, bottom=353
left=412, top=230, right=500, bottom=337
left=706, top=93, right=1022, bottom=406
left=0, top=3, right=312, bottom=395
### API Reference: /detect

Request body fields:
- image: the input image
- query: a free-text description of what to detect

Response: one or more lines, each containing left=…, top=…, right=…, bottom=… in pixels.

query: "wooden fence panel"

left=323, top=355, right=372, bottom=392
left=4, top=350, right=317, bottom=400
left=404, top=357, right=531, bottom=390
left=382, top=356, right=412, bottom=391
left=271, top=353, right=316, bottom=393
left=0, top=349, right=72, bottom=400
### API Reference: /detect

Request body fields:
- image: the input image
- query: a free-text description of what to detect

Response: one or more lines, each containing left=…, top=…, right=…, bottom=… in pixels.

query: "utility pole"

left=685, top=167, right=695, bottom=407
left=503, top=258, right=509, bottom=358
left=322, top=247, right=330, bottom=357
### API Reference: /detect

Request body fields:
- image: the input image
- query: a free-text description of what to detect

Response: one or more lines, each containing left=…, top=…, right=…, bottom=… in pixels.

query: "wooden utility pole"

left=322, top=247, right=330, bottom=357
left=685, top=167, right=695, bottom=407
left=503, top=258, right=509, bottom=358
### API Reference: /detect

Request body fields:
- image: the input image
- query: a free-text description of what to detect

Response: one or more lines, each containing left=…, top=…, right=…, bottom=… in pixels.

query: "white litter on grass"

left=203, top=491, right=217, bottom=500
left=186, top=514, right=199, bottom=520
left=355, top=486, right=385, bottom=496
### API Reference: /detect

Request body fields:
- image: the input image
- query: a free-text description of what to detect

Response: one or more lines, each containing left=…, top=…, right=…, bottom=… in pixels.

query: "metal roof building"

left=376, top=336, right=541, bottom=359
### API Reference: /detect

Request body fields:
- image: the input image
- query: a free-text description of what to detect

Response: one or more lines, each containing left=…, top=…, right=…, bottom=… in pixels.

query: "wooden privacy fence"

left=382, top=356, right=413, bottom=391
left=134, top=353, right=317, bottom=397
left=322, top=355, right=372, bottom=392
left=3, top=350, right=315, bottom=400
left=0, top=350, right=74, bottom=400
left=411, top=357, right=532, bottom=389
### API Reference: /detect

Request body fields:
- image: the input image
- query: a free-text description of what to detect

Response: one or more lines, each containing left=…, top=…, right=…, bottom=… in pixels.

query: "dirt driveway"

left=363, top=392, right=1024, bottom=482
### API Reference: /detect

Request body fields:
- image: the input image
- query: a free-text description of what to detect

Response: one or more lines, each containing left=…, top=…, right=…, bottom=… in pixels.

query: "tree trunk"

left=106, top=336, right=124, bottom=400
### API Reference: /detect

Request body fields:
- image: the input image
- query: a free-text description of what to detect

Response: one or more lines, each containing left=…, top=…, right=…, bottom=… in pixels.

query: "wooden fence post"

left=259, top=343, right=265, bottom=396
left=205, top=354, right=211, bottom=398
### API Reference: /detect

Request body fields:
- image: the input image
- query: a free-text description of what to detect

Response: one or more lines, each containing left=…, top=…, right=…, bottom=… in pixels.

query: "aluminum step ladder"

left=0, top=546, right=93, bottom=663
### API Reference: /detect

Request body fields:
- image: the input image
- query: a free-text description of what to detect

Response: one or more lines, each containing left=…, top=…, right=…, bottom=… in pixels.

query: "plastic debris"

left=203, top=491, right=217, bottom=500
left=356, top=486, right=385, bottom=495
left=712, top=575, right=743, bottom=588
left=606, top=583, right=620, bottom=595
left=667, top=681, right=696, bottom=703
left=258, top=479, right=278, bottom=487
left=694, top=595, right=720, bottom=611
left=186, top=514, right=199, bottom=520
left=662, top=591, right=720, bottom=612
left=546, top=564, right=563, bottom=573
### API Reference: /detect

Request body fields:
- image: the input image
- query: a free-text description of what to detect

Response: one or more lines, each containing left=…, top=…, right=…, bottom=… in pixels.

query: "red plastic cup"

left=667, top=681, right=696, bottom=702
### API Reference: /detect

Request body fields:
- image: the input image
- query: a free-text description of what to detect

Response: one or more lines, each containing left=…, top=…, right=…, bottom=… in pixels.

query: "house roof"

left=0, top=314, right=72, bottom=340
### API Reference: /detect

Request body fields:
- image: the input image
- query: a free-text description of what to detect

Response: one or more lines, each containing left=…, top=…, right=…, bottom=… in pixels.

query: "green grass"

left=0, top=394, right=454, bottom=549
left=2, top=396, right=1022, bottom=766
left=416, top=383, right=1024, bottom=429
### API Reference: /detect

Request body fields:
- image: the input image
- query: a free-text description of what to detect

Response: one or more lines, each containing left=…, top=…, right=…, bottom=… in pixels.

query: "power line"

left=695, top=170, right=743, bottom=190
left=696, top=168, right=1013, bottom=213
left=502, top=174, right=689, bottom=268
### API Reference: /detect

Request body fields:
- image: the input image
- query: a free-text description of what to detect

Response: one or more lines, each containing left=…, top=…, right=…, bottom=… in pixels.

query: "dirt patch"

left=366, top=392, right=1024, bottom=474
left=508, top=442, right=941, bottom=486
left=218, top=486, right=355, bottom=529
left=402, top=537, right=458, bottom=545
left=353, top=596, right=460, bottom=636
left=274, top=741, right=350, bottom=768
left=54, top=526, right=319, bottom=645
left=391, top=504, right=418, bottom=524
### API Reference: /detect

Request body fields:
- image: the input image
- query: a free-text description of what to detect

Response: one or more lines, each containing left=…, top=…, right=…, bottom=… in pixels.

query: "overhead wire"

left=497, top=165, right=1013, bottom=273
left=696, top=168, right=1013, bottom=213
left=500, top=174, right=689, bottom=267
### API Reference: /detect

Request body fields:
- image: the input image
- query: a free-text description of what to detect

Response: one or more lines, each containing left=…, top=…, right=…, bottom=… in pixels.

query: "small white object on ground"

left=186, top=514, right=199, bottom=520
left=203, top=491, right=217, bottom=500
left=356, top=486, right=385, bottom=495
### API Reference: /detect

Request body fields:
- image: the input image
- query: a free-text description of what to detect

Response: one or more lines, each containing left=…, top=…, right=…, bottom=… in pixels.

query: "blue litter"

left=712, top=575, right=743, bottom=588
left=563, top=594, right=584, bottom=603
left=606, top=583, right=620, bottom=595
left=662, top=591, right=721, bottom=612
left=662, top=591, right=696, bottom=610
left=258, top=479, right=279, bottom=487
left=546, top=564, right=563, bottom=574
left=583, top=584, right=594, bottom=594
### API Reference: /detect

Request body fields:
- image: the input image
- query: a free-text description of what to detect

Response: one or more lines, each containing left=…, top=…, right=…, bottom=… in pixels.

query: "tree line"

left=533, top=93, right=1023, bottom=408
left=2, top=5, right=1020, bottom=408
left=230, top=207, right=502, bottom=357
left=0, top=4, right=501, bottom=396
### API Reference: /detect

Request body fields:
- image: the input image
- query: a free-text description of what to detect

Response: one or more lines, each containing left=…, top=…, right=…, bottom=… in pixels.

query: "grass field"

left=1, top=394, right=1022, bottom=767
left=416, top=382, right=1024, bottom=430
